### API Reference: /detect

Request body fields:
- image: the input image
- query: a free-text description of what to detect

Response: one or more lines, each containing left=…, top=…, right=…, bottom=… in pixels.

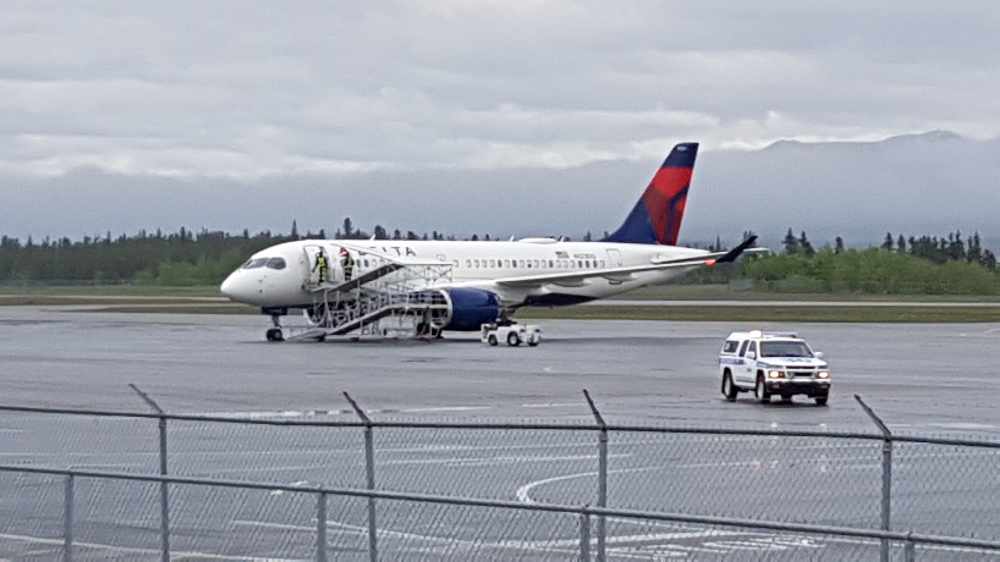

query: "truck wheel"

left=487, top=334, right=498, bottom=346
left=755, top=376, right=770, bottom=404
left=506, top=331, right=521, bottom=347
left=814, top=395, right=829, bottom=406
left=721, top=371, right=738, bottom=402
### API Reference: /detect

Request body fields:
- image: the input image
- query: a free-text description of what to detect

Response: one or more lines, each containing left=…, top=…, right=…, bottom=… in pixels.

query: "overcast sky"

left=2, top=1, right=998, bottom=240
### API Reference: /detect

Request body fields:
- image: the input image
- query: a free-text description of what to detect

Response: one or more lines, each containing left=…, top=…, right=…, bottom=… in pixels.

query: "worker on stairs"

left=339, top=247, right=355, bottom=282
left=312, top=251, right=329, bottom=285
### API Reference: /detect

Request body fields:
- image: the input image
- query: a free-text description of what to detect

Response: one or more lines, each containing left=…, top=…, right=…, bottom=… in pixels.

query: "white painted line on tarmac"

left=201, top=464, right=329, bottom=476
left=383, top=453, right=629, bottom=467
left=233, top=519, right=601, bottom=559
left=516, top=465, right=663, bottom=504
left=0, top=532, right=304, bottom=561
left=520, top=402, right=581, bottom=409
left=400, top=406, right=492, bottom=413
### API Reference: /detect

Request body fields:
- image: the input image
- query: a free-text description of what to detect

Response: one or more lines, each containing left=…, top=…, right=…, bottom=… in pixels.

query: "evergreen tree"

left=968, top=232, right=983, bottom=263
left=392, top=229, right=401, bottom=240
left=798, top=231, right=815, bottom=256
left=881, top=232, right=894, bottom=251
left=583, top=231, right=592, bottom=242
left=896, top=235, right=906, bottom=254
left=373, top=225, right=388, bottom=240
left=983, top=249, right=997, bottom=271
left=342, top=217, right=354, bottom=239
left=471, top=234, right=479, bottom=241
left=783, top=228, right=799, bottom=254
left=834, top=236, right=845, bottom=254
left=290, top=220, right=299, bottom=239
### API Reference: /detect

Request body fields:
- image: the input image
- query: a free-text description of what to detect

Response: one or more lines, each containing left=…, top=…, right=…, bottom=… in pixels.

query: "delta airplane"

left=220, top=143, right=759, bottom=340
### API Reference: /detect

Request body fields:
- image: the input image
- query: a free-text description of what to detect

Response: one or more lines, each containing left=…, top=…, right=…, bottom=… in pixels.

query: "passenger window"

left=465, top=259, right=471, bottom=268
left=722, top=340, right=739, bottom=354
left=265, top=257, right=286, bottom=270
left=548, top=260, right=554, bottom=268
left=738, top=341, right=750, bottom=357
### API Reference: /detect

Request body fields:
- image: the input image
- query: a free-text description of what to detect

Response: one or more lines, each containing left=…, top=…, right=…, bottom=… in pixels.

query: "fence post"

left=63, top=473, right=74, bottom=562
left=316, top=491, right=328, bottom=562
left=578, top=509, right=592, bottom=562
left=345, top=392, right=378, bottom=562
left=904, top=533, right=916, bottom=562
left=130, top=384, right=170, bottom=562
left=583, top=389, right=607, bottom=562
left=856, top=395, right=892, bottom=562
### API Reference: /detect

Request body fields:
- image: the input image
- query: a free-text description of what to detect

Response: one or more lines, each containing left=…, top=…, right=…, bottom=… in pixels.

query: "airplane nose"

left=220, top=272, right=243, bottom=301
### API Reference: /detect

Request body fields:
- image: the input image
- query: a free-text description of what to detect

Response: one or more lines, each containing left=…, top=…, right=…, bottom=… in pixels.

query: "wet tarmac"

left=1, top=307, right=999, bottom=560
left=1, top=306, right=999, bottom=433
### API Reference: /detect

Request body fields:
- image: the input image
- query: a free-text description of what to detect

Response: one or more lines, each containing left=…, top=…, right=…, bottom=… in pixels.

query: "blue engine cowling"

left=442, top=288, right=502, bottom=331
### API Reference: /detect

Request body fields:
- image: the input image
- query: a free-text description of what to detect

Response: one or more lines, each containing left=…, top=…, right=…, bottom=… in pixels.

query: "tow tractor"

left=481, top=322, right=542, bottom=347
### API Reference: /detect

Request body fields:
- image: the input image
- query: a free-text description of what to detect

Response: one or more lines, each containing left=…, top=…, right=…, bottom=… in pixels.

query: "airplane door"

left=302, top=244, right=328, bottom=285
left=606, top=249, right=623, bottom=267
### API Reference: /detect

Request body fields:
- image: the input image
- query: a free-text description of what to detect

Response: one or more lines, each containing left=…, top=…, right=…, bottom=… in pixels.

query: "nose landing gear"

left=265, top=312, right=285, bottom=342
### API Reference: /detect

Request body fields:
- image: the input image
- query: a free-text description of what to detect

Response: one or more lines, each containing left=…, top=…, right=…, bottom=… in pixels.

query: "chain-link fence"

left=1, top=392, right=1000, bottom=561
left=1, top=466, right=999, bottom=562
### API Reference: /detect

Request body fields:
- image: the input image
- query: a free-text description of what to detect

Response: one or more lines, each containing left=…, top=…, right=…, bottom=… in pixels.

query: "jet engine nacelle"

left=439, top=288, right=502, bottom=331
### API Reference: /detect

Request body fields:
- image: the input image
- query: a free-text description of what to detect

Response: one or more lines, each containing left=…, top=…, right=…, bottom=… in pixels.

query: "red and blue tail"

left=605, top=142, right=698, bottom=245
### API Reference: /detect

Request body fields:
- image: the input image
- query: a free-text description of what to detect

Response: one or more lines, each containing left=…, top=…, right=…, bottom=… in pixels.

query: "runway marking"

left=520, top=402, right=582, bottom=409
left=383, top=453, right=629, bottom=467
left=232, top=519, right=607, bottom=559
left=269, top=479, right=311, bottom=496
left=399, top=406, right=492, bottom=413
left=200, top=464, right=331, bottom=476
left=0, top=532, right=304, bottom=561
left=516, top=465, right=663, bottom=504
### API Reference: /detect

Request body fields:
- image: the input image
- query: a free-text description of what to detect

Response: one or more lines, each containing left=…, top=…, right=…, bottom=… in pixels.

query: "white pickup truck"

left=718, top=330, right=831, bottom=405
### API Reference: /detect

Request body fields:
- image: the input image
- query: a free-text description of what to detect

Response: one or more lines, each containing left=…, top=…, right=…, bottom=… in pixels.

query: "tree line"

left=737, top=228, right=1000, bottom=295
left=781, top=228, right=997, bottom=270
left=0, top=219, right=998, bottom=294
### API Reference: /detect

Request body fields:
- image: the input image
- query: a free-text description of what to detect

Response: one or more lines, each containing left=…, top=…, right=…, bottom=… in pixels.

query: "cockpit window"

left=242, top=258, right=268, bottom=269
left=266, top=257, right=286, bottom=270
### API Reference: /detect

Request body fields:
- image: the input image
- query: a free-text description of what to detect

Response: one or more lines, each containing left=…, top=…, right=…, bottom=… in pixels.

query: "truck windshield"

left=761, top=341, right=813, bottom=358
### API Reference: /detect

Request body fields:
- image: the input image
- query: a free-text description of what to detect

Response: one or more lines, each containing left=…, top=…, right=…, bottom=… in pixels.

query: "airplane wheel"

left=488, top=334, right=498, bottom=346
left=506, top=332, right=521, bottom=347
left=265, top=328, right=284, bottom=342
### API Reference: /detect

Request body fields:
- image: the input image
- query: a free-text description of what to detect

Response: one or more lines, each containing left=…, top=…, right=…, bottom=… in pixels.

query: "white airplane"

left=220, top=143, right=759, bottom=341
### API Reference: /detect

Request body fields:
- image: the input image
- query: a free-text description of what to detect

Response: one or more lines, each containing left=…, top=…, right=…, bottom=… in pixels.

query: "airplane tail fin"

left=604, top=142, right=698, bottom=245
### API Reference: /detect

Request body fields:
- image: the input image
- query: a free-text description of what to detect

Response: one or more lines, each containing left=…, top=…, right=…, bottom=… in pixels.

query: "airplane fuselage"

left=220, top=238, right=710, bottom=310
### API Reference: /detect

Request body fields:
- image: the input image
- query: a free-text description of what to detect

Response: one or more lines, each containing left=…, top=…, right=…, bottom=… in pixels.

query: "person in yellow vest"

left=339, top=247, right=355, bottom=282
left=312, top=251, right=329, bottom=284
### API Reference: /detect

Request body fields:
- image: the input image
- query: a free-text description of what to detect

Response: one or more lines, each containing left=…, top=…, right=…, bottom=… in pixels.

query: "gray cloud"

left=1, top=1, right=998, bottom=246
left=2, top=1, right=998, bottom=178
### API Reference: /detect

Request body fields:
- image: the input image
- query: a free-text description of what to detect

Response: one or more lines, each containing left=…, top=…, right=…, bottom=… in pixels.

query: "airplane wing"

left=493, top=236, right=764, bottom=289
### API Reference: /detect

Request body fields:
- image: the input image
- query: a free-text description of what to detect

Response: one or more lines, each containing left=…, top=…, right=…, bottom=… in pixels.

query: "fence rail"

left=2, top=464, right=1000, bottom=561
left=2, top=390, right=1000, bottom=561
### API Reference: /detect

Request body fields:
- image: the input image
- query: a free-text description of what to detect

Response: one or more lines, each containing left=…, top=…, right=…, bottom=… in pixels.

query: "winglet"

left=713, top=235, right=758, bottom=264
